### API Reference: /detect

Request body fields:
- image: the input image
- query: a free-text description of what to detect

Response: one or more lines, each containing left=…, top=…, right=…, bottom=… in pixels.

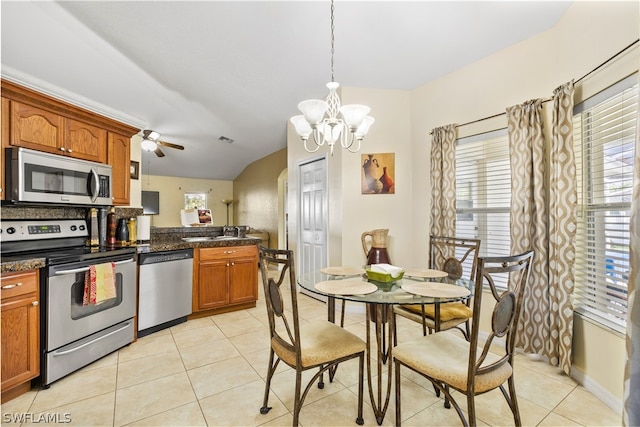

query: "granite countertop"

left=136, top=236, right=261, bottom=254
left=1, top=237, right=261, bottom=274
left=1, top=256, right=47, bottom=274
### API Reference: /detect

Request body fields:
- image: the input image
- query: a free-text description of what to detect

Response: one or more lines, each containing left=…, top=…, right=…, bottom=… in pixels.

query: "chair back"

left=258, top=245, right=302, bottom=366
left=467, top=251, right=534, bottom=384
left=429, top=235, right=481, bottom=281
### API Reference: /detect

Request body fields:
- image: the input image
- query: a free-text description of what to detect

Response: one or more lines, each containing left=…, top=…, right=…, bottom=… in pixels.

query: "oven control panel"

left=1, top=219, right=87, bottom=242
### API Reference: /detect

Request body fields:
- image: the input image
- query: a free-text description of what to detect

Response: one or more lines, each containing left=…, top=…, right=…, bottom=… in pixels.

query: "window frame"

left=572, top=73, right=637, bottom=334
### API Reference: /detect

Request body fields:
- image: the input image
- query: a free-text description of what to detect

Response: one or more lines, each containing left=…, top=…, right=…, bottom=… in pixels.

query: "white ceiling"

left=1, top=1, right=571, bottom=180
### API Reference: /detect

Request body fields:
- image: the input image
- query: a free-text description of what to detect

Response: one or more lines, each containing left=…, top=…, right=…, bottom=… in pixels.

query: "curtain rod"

left=429, top=39, right=640, bottom=136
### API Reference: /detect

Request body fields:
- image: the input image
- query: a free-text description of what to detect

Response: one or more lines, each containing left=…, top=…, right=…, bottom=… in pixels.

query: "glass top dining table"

left=297, top=268, right=474, bottom=425
left=297, top=269, right=474, bottom=305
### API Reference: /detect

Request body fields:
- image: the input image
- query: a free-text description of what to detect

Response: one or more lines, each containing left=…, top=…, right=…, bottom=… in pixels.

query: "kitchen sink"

left=181, top=237, right=215, bottom=242
left=214, top=236, right=241, bottom=240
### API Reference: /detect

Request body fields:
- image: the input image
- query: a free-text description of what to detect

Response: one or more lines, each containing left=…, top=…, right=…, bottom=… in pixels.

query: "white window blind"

left=456, top=129, right=512, bottom=284
left=573, top=74, right=637, bottom=332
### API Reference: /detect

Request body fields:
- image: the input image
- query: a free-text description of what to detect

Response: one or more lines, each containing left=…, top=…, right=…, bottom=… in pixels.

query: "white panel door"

left=299, top=158, right=327, bottom=297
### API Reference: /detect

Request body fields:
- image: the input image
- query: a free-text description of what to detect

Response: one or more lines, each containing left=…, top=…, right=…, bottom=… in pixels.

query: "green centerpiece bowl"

left=365, top=269, right=405, bottom=291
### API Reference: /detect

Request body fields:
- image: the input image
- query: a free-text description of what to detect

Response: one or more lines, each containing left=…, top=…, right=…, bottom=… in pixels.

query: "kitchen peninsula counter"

left=137, top=236, right=261, bottom=254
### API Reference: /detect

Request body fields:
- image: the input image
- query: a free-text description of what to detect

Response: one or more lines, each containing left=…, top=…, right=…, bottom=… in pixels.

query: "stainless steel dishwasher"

left=138, top=249, right=193, bottom=337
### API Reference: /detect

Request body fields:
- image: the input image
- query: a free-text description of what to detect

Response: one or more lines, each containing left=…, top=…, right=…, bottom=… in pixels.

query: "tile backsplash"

left=1, top=205, right=142, bottom=221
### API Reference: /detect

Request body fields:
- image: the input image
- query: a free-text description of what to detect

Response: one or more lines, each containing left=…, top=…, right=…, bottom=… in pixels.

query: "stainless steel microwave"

left=6, top=147, right=113, bottom=206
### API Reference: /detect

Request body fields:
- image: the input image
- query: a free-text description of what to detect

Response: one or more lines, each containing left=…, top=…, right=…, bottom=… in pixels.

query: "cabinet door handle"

left=67, top=149, right=73, bottom=153
left=2, top=282, right=23, bottom=290
left=224, top=250, right=236, bottom=254
left=231, top=262, right=235, bottom=266
left=60, top=147, right=66, bottom=152
left=32, top=301, right=39, bottom=306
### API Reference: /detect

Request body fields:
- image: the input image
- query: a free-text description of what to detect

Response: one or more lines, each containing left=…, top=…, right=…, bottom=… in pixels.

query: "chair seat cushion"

left=393, top=332, right=512, bottom=394
left=403, top=302, right=472, bottom=321
left=272, top=320, right=366, bottom=369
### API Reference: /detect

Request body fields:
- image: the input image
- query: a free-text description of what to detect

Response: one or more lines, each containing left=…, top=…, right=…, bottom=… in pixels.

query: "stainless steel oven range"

left=1, top=219, right=137, bottom=387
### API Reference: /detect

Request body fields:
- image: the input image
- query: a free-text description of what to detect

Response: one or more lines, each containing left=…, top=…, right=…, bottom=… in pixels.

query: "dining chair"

left=258, top=246, right=366, bottom=426
left=393, top=250, right=534, bottom=426
left=393, top=236, right=481, bottom=340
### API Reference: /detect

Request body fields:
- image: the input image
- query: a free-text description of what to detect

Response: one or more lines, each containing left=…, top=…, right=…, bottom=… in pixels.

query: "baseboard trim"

left=570, top=365, right=622, bottom=414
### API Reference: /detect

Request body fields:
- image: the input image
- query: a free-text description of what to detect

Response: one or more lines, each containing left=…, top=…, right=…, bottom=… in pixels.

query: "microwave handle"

left=89, top=167, right=99, bottom=202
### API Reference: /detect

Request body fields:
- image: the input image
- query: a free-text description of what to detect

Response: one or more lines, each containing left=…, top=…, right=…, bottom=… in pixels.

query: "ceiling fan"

left=140, top=130, right=185, bottom=157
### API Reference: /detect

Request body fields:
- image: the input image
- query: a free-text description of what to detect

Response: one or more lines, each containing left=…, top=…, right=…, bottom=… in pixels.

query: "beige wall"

left=128, top=134, right=142, bottom=209
left=233, top=148, right=287, bottom=248
left=287, top=0, right=638, bottom=411
left=409, top=0, right=637, bottom=410
left=139, top=174, right=233, bottom=227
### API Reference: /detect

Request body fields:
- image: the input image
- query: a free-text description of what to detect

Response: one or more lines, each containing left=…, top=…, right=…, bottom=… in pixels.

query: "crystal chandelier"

left=290, top=0, right=374, bottom=155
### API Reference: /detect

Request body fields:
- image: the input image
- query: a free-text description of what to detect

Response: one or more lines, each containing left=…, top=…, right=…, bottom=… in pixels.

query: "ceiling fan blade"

left=157, top=140, right=185, bottom=150
left=154, top=146, right=166, bottom=157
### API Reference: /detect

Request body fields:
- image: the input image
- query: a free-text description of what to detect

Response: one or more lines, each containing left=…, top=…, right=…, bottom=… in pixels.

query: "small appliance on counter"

left=137, top=215, right=151, bottom=244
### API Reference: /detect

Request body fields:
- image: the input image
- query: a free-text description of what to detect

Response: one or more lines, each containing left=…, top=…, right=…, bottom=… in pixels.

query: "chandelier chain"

left=289, top=0, right=374, bottom=155
left=330, top=0, right=335, bottom=83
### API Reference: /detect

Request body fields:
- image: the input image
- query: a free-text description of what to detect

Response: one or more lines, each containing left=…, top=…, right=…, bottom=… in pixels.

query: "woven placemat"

left=315, top=279, right=377, bottom=295
left=401, top=282, right=470, bottom=298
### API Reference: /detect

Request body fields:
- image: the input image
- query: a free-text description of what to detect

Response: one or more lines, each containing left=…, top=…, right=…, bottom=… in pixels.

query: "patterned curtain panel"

left=430, top=124, right=457, bottom=237
left=506, top=99, right=552, bottom=359
left=549, top=82, right=576, bottom=375
left=623, top=107, right=640, bottom=427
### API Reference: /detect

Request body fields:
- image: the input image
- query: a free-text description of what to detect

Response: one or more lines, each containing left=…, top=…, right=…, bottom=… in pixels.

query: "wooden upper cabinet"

left=10, top=101, right=65, bottom=154
left=65, top=118, right=107, bottom=163
left=1, top=79, right=139, bottom=164
left=108, top=132, right=131, bottom=205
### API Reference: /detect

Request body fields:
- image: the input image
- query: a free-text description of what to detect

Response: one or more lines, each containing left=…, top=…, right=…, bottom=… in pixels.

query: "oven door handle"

left=51, top=320, right=133, bottom=356
left=53, top=258, right=135, bottom=275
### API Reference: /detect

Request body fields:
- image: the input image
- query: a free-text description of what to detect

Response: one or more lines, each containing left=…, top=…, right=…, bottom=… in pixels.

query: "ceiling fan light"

left=339, top=104, right=370, bottom=128
left=298, top=99, right=329, bottom=125
left=141, top=138, right=157, bottom=151
left=290, top=115, right=312, bottom=138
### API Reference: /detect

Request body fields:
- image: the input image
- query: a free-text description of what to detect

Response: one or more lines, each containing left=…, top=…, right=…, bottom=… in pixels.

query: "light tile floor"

left=2, top=275, right=621, bottom=426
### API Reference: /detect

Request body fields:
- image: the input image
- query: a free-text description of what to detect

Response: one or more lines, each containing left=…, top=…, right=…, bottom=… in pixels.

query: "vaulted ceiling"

left=1, top=1, right=571, bottom=180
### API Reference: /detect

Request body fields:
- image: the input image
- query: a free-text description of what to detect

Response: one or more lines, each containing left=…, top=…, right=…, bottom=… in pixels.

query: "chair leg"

left=356, top=353, right=364, bottom=425
left=293, top=368, right=303, bottom=426
left=467, top=393, right=476, bottom=427
left=394, top=359, right=402, bottom=426
left=260, top=350, right=275, bottom=414
left=318, top=365, right=325, bottom=389
left=507, top=376, right=522, bottom=426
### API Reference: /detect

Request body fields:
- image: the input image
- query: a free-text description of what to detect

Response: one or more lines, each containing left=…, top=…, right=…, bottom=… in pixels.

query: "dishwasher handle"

left=138, top=249, right=194, bottom=265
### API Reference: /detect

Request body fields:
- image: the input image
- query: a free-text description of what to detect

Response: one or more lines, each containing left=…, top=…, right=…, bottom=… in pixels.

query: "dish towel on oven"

left=83, top=262, right=117, bottom=305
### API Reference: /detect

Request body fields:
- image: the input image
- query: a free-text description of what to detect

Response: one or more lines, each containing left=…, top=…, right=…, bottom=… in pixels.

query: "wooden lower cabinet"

left=1, top=270, right=40, bottom=401
left=193, top=245, right=258, bottom=314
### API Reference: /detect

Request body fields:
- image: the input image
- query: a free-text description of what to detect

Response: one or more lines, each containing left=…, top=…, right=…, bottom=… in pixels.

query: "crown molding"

left=1, top=66, right=147, bottom=132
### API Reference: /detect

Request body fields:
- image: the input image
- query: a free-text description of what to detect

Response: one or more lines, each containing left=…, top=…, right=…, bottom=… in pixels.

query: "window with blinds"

left=573, top=74, right=637, bottom=333
left=456, top=129, right=512, bottom=286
